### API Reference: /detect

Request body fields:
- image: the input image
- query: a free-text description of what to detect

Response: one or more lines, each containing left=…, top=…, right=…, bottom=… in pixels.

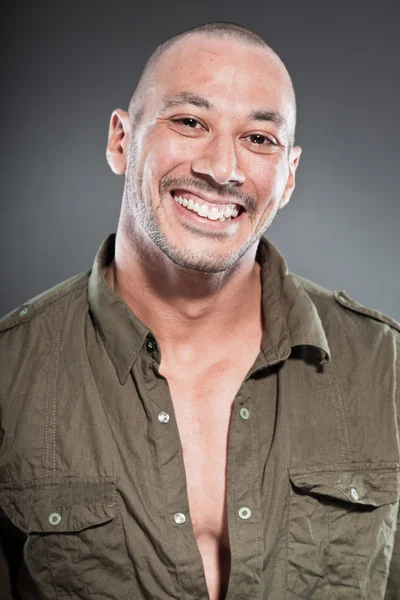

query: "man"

left=0, top=21, right=399, bottom=600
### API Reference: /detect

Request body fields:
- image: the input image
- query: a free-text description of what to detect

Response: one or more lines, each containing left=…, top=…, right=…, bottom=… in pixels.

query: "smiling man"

left=0, top=22, right=400, bottom=600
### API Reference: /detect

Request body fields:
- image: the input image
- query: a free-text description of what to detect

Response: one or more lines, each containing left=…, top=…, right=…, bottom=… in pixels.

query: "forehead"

left=148, top=34, right=294, bottom=121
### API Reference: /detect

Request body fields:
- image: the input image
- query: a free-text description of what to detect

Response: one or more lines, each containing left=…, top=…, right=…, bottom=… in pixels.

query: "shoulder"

left=0, top=271, right=91, bottom=471
left=0, top=270, right=91, bottom=412
left=292, top=272, right=400, bottom=335
left=331, top=289, right=400, bottom=333
left=0, top=270, right=91, bottom=343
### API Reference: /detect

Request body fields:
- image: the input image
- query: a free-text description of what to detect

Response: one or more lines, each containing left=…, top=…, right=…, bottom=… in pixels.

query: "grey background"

left=1, top=0, right=399, bottom=319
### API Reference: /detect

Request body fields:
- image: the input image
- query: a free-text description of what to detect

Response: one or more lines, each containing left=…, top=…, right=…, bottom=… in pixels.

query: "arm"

left=385, top=331, right=400, bottom=599
left=0, top=507, right=24, bottom=600
left=385, top=512, right=400, bottom=599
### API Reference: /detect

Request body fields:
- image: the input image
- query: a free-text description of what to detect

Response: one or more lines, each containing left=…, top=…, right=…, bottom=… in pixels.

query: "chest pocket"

left=287, top=464, right=399, bottom=599
left=0, top=477, right=133, bottom=599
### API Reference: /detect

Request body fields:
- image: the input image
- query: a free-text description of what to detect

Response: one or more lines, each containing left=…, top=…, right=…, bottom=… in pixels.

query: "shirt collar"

left=88, top=234, right=150, bottom=384
left=88, top=234, right=331, bottom=384
left=256, top=238, right=331, bottom=368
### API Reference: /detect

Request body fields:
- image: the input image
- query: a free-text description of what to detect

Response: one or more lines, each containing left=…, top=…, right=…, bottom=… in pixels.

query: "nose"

left=191, top=134, right=245, bottom=186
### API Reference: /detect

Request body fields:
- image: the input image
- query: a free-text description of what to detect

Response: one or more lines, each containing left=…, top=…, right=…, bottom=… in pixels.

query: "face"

left=111, top=34, right=301, bottom=273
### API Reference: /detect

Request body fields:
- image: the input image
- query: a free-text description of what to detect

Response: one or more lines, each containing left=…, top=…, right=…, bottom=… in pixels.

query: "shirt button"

left=174, top=512, right=186, bottom=525
left=238, top=506, right=252, bottom=520
left=350, top=487, right=359, bottom=501
left=48, top=512, right=62, bottom=526
left=240, top=407, right=250, bottom=420
left=158, top=411, right=170, bottom=424
left=146, top=335, right=157, bottom=353
left=19, top=307, right=29, bottom=317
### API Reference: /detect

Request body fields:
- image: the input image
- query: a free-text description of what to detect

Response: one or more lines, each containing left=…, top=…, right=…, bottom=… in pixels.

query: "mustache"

left=160, top=176, right=258, bottom=215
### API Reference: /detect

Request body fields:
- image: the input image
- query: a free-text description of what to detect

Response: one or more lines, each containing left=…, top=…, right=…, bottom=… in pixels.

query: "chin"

left=157, top=239, right=246, bottom=274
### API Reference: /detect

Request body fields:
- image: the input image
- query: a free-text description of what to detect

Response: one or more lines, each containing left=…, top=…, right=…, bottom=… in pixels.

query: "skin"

left=106, top=33, right=300, bottom=351
left=105, top=32, right=301, bottom=599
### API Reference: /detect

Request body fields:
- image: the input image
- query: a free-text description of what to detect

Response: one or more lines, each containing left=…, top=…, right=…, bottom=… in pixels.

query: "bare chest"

left=160, top=354, right=258, bottom=599
left=168, top=367, right=243, bottom=531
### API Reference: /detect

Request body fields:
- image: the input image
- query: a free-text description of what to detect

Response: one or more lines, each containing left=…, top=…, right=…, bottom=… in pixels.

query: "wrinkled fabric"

left=0, top=233, right=399, bottom=600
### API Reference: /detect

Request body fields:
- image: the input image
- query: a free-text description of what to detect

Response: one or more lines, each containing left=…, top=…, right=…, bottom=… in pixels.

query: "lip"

left=171, top=188, right=244, bottom=210
left=170, top=192, right=246, bottom=229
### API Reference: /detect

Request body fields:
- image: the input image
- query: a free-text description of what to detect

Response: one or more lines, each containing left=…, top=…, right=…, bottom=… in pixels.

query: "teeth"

left=208, top=207, right=220, bottom=221
left=173, top=194, right=240, bottom=222
left=198, top=204, right=209, bottom=217
left=224, top=206, right=233, bottom=218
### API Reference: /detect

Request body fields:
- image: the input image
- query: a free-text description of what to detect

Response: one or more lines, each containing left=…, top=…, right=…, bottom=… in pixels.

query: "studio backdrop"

left=1, top=0, right=399, bottom=320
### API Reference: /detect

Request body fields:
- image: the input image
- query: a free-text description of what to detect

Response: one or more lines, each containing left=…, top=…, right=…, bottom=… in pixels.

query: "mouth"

left=170, top=189, right=245, bottom=223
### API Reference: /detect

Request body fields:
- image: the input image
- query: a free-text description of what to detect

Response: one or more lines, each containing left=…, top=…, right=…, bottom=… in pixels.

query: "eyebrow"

left=159, top=91, right=287, bottom=132
left=247, top=109, right=286, bottom=131
left=160, top=92, right=214, bottom=112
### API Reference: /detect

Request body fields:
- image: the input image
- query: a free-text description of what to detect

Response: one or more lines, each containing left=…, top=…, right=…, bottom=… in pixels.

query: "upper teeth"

left=173, top=195, right=240, bottom=221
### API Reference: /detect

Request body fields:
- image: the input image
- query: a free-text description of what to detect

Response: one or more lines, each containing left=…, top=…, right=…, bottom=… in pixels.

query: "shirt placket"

left=137, top=332, right=274, bottom=600
left=138, top=333, right=209, bottom=600
left=225, top=380, right=263, bottom=600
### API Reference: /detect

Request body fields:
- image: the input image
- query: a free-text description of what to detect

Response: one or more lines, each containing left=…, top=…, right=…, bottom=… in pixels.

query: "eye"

left=171, top=117, right=204, bottom=129
left=244, top=134, right=276, bottom=146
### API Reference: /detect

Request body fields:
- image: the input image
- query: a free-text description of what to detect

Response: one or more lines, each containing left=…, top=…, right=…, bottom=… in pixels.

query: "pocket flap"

left=289, top=463, right=399, bottom=507
left=0, top=476, right=116, bottom=533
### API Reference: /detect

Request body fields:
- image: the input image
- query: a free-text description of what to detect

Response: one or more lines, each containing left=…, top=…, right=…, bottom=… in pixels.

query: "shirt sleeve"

left=0, top=507, right=24, bottom=600
left=386, top=507, right=400, bottom=599
left=385, top=331, right=400, bottom=599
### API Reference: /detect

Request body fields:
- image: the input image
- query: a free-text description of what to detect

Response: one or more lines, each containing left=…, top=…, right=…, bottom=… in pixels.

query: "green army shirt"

left=0, top=234, right=399, bottom=600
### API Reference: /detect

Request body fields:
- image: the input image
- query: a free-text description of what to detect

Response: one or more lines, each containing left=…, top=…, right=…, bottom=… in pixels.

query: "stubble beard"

left=124, top=147, right=268, bottom=274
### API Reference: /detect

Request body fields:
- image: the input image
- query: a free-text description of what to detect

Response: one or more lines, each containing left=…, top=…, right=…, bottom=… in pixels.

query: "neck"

left=104, top=222, right=264, bottom=365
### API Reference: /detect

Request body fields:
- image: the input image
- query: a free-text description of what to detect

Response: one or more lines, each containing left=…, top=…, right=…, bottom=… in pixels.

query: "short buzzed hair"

left=143, top=21, right=269, bottom=67
left=129, top=21, right=296, bottom=146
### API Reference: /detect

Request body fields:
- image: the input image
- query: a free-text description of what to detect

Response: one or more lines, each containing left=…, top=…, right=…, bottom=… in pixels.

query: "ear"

left=279, top=145, right=302, bottom=210
left=106, top=109, right=131, bottom=175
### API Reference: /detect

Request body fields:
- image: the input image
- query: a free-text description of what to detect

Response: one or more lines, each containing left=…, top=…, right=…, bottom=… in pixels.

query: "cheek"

left=253, top=159, right=289, bottom=205
left=141, top=132, right=193, bottom=182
